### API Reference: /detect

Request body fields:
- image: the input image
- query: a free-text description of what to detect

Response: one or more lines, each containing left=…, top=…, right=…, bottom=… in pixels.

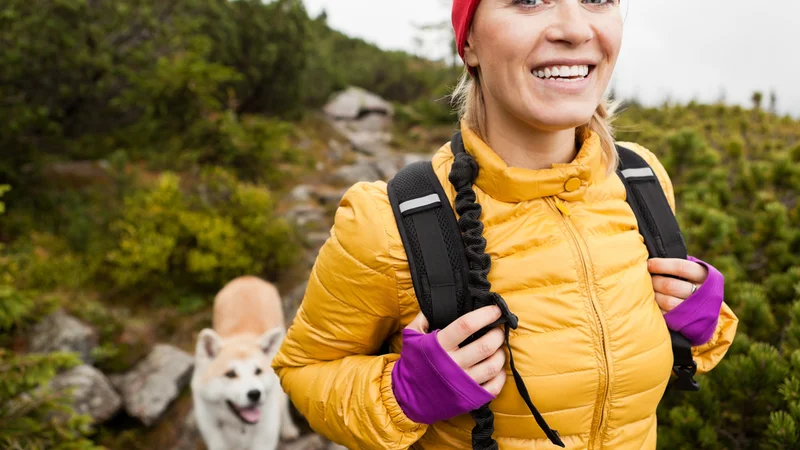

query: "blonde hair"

left=451, top=68, right=619, bottom=175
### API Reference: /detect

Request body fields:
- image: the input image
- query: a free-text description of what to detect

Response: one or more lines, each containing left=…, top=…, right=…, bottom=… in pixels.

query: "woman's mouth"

left=532, top=64, right=594, bottom=83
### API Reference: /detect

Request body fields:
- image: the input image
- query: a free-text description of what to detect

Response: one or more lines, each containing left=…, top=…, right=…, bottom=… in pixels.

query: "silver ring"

left=690, top=283, right=698, bottom=295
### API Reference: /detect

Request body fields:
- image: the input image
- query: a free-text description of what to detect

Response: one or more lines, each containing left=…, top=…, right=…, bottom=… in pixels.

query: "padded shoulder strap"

left=616, top=144, right=699, bottom=392
left=615, top=145, right=688, bottom=260
left=387, top=160, right=472, bottom=331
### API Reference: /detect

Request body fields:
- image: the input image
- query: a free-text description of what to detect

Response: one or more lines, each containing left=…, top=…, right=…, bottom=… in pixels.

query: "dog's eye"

left=255, top=368, right=262, bottom=375
left=225, top=370, right=237, bottom=379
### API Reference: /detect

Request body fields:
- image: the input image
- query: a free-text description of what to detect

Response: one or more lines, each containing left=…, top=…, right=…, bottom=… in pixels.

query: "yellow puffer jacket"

left=272, top=123, right=738, bottom=450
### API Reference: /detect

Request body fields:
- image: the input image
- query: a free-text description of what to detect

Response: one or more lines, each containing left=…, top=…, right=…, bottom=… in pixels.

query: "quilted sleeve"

left=271, top=181, right=428, bottom=449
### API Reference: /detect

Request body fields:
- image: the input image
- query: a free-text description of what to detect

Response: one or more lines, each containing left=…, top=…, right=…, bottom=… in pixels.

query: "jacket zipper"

left=547, top=197, right=610, bottom=450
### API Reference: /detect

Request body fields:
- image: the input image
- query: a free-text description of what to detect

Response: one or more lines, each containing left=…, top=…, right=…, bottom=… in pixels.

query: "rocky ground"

left=35, top=86, right=441, bottom=450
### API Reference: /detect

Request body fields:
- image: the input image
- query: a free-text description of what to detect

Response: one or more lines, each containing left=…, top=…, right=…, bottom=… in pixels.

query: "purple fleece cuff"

left=391, top=328, right=496, bottom=425
left=663, top=256, right=725, bottom=346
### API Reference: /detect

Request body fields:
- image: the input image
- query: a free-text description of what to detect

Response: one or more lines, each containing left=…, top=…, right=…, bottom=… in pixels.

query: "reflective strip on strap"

left=621, top=167, right=655, bottom=179
left=399, top=193, right=440, bottom=213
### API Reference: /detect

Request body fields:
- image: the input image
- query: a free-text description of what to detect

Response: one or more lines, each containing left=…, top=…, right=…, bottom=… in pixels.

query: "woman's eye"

left=513, top=0, right=546, bottom=7
left=583, top=0, right=619, bottom=5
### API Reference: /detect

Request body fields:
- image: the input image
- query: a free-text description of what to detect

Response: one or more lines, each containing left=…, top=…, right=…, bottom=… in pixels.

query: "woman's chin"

left=518, top=109, right=597, bottom=132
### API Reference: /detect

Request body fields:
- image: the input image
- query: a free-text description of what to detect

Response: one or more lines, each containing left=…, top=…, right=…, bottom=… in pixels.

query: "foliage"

left=0, top=189, right=100, bottom=449
left=103, top=168, right=300, bottom=298
left=614, top=103, right=800, bottom=449
left=0, top=349, right=101, bottom=450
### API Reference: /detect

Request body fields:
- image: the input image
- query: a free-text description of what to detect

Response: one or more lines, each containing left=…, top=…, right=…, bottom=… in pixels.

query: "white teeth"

left=532, top=64, right=590, bottom=80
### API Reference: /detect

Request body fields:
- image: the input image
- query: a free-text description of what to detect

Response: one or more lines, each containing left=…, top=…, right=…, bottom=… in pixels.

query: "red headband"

left=452, top=0, right=481, bottom=62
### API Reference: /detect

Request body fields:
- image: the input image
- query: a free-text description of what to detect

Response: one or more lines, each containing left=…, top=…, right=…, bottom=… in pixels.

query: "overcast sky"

left=303, top=0, right=800, bottom=116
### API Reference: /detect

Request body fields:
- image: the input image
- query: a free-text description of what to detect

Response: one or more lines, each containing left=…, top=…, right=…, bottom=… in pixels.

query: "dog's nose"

left=247, top=389, right=261, bottom=402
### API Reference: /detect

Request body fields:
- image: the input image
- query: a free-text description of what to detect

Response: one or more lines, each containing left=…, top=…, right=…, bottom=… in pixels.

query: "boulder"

left=111, top=344, right=194, bottom=426
left=327, top=139, right=347, bottom=162
left=323, top=87, right=394, bottom=120
left=331, top=163, right=381, bottom=186
left=286, top=204, right=326, bottom=228
left=312, top=185, right=348, bottom=208
left=29, top=310, right=98, bottom=364
left=49, top=365, right=122, bottom=423
left=333, top=126, right=391, bottom=156
left=289, top=185, right=313, bottom=203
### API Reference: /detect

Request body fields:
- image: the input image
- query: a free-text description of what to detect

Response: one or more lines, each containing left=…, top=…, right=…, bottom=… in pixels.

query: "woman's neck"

left=483, top=102, right=578, bottom=171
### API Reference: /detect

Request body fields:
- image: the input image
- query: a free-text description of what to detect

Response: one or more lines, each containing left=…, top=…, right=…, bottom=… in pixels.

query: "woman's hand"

left=405, top=305, right=507, bottom=396
left=648, top=258, right=709, bottom=314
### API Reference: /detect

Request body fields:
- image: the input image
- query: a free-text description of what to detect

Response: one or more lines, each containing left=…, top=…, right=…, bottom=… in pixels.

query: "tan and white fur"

left=192, top=276, right=299, bottom=450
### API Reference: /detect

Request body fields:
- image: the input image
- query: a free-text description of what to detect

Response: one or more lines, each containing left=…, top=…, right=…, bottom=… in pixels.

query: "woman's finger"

left=450, top=326, right=505, bottom=368
left=480, top=368, right=507, bottom=397
left=437, top=305, right=501, bottom=351
left=655, top=292, right=684, bottom=313
left=465, top=347, right=506, bottom=385
left=404, top=311, right=429, bottom=334
left=651, top=275, right=697, bottom=299
left=648, top=258, right=707, bottom=284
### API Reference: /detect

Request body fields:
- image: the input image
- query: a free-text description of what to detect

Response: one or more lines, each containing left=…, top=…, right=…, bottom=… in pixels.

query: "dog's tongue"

left=239, top=406, right=261, bottom=423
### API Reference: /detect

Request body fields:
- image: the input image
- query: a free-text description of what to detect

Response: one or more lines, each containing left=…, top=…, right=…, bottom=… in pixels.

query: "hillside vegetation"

left=1, top=0, right=799, bottom=449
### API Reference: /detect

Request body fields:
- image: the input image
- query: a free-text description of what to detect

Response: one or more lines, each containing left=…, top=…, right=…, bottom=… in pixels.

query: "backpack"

left=386, top=131, right=699, bottom=449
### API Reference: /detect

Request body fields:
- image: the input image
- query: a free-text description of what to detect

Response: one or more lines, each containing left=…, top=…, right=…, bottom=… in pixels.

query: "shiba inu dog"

left=191, top=276, right=300, bottom=450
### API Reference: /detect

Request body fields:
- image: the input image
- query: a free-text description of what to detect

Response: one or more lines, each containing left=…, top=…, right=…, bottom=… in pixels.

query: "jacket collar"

left=458, top=120, right=607, bottom=203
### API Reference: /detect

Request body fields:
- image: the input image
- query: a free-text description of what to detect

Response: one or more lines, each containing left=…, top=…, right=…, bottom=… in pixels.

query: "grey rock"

left=286, top=204, right=326, bottom=228
left=323, top=87, right=394, bottom=120
left=283, top=281, right=308, bottom=324
left=29, top=310, right=98, bottom=364
left=312, top=186, right=348, bottom=208
left=305, top=231, right=330, bottom=250
left=112, top=344, right=194, bottom=426
left=403, top=153, right=431, bottom=166
left=371, top=156, right=403, bottom=181
left=50, top=365, right=122, bottom=423
left=341, top=129, right=391, bottom=156
left=290, top=185, right=313, bottom=203
left=328, top=139, right=347, bottom=162
left=331, top=163, right=381, bottom=185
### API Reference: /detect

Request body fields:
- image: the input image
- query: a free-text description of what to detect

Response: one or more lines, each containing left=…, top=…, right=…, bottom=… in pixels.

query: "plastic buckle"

left=673, top=362, right=700, bottom=391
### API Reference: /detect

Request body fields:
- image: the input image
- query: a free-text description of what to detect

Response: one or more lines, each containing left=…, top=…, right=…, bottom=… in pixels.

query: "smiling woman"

left=272, top=1, right=738, bottom=449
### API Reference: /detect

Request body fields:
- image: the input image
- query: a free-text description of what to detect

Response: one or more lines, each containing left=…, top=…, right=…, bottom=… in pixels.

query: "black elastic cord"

left=448, top=143, right=564, bottom=449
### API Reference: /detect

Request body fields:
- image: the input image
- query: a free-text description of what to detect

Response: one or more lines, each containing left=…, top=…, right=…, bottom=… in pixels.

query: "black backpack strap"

left=387, top=160, right=472, bottom=331
left=388, top=137, right=564, bottom=448
left=616, top=145, right=700, bottom=392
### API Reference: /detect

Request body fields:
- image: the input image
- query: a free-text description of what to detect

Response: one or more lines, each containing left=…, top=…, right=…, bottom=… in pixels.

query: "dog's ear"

left=258, top=328, right=284, bottom=358
left=196, top=328, right=222, bottom=362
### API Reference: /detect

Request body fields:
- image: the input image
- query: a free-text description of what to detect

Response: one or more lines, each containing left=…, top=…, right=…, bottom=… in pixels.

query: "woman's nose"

left=545, top=1, right=594, bottom=47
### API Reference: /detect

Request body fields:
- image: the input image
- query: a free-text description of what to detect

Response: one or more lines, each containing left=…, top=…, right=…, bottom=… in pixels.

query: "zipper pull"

left=554, top=197, right=571, bottom=216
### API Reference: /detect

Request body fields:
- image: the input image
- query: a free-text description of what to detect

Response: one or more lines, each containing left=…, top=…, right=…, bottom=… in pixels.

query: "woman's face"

left=464, top=0, right=623, bottom=132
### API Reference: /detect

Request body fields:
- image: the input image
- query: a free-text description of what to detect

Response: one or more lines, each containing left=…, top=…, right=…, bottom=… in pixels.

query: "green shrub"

left=104, top=169, right=300, bottom=298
